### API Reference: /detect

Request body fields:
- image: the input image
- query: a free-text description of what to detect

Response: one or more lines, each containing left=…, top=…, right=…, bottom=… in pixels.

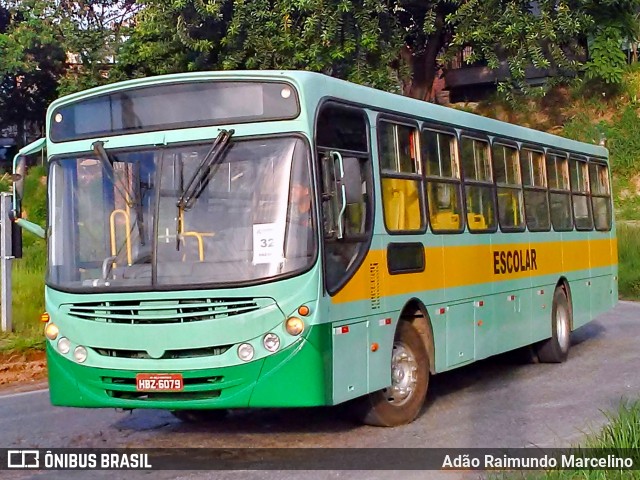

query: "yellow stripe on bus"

left=331, top=238, right=617, bottom=304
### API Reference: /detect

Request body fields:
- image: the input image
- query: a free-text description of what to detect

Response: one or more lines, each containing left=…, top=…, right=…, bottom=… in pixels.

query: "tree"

left=115, top=0, right=405, bottom=92
left=396, top=2, right=458, bottom=100
left=582, top=0, right=640, bottom=84
left=448, top=0, right=640, bottom=94
left=0, top=1, right=142, bottom=142
left=445, top=1, right=592, bottom=98
left=0, top=1, right=66, bottom=143
left=51, top=1, right=142, bottom=94
left=122, top=1, right=628, bottom=101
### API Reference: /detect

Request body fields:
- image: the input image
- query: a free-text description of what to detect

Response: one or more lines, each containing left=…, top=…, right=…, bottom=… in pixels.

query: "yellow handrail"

left=110, top=208, right=132, bottom=266
left=177, top=208, right=214, bottom=262
left=180, top=232, right=205, bottom=261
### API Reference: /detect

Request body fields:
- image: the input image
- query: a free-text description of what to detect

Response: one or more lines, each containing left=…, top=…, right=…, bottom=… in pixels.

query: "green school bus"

left=12, top=71, right=617, bottom=426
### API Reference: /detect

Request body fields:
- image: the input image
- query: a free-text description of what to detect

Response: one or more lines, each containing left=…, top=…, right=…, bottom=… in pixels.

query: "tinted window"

left=51, top=81, right=300, bottom=142
left=387, top=243, right=425, bottom=274
left=317, top=104, right=369, bottom=152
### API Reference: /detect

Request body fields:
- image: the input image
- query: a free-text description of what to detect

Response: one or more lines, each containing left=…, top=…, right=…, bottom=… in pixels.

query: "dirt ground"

left=0, top=349, right=47, bottom=391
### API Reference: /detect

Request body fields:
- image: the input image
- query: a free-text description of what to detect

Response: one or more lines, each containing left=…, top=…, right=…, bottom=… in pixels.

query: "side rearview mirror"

left=11, top=217, right=22, bottom=259
left=10, top=138, right=47, bottom=241
left=13, top=155, right=27, bottom=203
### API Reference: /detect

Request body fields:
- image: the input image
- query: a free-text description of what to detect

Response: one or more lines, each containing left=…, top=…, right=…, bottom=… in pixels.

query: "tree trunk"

left=16, top=121, right=25, bottom=149
left=406, top=8, right=447, bottom=103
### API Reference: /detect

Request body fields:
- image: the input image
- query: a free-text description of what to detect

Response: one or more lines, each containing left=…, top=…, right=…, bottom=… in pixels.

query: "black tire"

left=536, top=287, right=572, bottom=363
left=353, top=321, right=429, bottom=427
left=170, top=409, right=228, bottom=423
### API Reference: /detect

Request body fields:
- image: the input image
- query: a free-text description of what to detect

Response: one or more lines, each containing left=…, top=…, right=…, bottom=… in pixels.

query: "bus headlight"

left=237, top=343, right=254, bottom=362
left=285, top=317, right=304, bottom=336
left=57, top=337, right=71, bottom=354
left=263, top=333, right=280, bottom=352
left=45, top=323, right=59, bottom=340
left=73, top=346, right=88, bottom=363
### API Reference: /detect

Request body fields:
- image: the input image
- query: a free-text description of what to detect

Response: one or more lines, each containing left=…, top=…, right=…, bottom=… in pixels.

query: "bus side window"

left=422, top=128, right=463, bottom=232
left=378, top=120, right=424, bottom=233
left=570, top=156, right=593, bottom=231
left=492, top=142, right=524, bottom=231
left=547, top=152, right=573, bottom=231
left=520, top=148, right=550, bottom=231
left=590, top=162, right=612, bottom=231
left=460, top=136, right=496, bottom=232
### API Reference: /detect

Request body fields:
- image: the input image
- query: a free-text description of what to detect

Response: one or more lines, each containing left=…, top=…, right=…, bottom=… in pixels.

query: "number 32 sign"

left=252, top=223, right=284, bottom=264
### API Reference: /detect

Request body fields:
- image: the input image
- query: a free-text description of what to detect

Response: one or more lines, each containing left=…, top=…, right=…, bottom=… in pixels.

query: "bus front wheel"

left=354, top=321, right=429, bottom=427
left=536, top=287, right=572, bottom=363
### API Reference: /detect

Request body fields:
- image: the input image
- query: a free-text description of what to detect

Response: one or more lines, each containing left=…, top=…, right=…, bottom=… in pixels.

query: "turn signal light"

left=285, top=317, right=304, bottom=336
left=45, top=322, right=59, bottom=340
left=297, top=305, right=310, bottom=316
left=40, top=312, right=50, bottom=323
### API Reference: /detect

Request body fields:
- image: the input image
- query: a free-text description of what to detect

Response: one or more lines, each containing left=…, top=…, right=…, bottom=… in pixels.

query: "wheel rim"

left=385, top=341, right=418, bottom=406
left=556, top=303, right=570, bottom=352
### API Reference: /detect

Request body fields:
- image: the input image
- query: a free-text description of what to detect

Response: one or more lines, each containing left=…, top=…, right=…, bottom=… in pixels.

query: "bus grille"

left=108, top=391, right=222, bottom=401
left=94, top=345, right=232, bottom=359
left=62, top=298, right=262, bottom=324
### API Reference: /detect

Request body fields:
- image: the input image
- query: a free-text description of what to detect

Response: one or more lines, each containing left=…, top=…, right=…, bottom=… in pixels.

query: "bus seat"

left=431, top=212, right=460, bottom=230
left=497, top=190, right=520, bottom=227
left=467, top=213, right=487, bottom=230
left=403, top=180, right=422, bottom=230
left=382, top=178, right=423, bottom=231
left=382, top=178, right=405, bottom=230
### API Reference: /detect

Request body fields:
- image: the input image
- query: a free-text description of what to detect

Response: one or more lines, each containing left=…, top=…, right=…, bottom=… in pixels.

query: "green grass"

left=514, top=401, right=640, bottom=480
left=0, top=166, right=47, bottom=353
left=617, top=223, right=640, bottom=300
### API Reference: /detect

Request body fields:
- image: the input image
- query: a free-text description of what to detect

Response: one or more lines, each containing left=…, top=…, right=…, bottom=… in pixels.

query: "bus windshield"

left=48, top=136, right=315, bottom=291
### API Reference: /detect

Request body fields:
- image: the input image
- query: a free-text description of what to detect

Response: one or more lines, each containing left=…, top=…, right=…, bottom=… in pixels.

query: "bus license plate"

left=135, top=373, right=184, bottom=392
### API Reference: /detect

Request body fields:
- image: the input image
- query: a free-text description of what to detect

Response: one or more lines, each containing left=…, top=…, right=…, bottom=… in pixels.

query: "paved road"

left=2, top=301, right=639, bottom=479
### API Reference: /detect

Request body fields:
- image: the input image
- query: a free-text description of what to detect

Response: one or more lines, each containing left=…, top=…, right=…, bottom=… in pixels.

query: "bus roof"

left=48, top=70, right=608, bottom=159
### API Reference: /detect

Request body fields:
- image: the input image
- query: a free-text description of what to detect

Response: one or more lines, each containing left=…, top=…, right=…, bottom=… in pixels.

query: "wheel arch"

left=398, top=298, right=435, bottom=374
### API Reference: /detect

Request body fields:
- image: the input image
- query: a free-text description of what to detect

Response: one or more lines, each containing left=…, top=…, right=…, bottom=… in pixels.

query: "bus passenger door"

left=315, top=103, right=376, bottom=403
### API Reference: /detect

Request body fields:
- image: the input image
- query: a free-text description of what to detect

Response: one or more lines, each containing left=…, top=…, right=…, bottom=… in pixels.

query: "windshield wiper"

left=176, top=129, right=234, bottom=211
left=92, top=141, right=134, bottom=208
left=132, top=161, right=146, bottom=246
left=93, top=140, right=146, bottom=246
left=175, top=129, right=233, bottom=251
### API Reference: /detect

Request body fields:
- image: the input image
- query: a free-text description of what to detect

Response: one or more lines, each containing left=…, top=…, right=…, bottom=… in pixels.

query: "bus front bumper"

left=47, top=335, right=328, bottom=410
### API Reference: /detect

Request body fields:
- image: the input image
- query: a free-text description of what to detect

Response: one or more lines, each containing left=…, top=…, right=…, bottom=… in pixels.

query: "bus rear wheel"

left=354, top=321, right=429, bottom=427
left=536, top=287, right=572, bottom=363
